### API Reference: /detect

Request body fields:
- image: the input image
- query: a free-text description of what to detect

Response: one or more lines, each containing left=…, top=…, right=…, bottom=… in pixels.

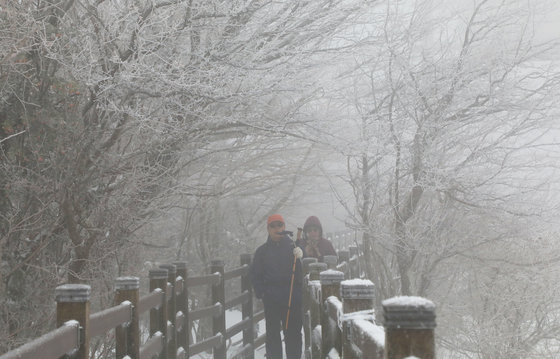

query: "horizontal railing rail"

left=223, top=264, right=249, bottom=281
left=138, top=288, right=164, bottom=314
left=139, top=331, right=164, bottom=359
left=225, top=290, right=251, bottom=310
left=190, top=302, right=222, bottom=321
left=189, top=333, right=223, bottom=356
left=186, top=273, right=221, bottom=287
left=0, top=321, right=80, bottom=359
left=89, top=302, right=132, bottom=338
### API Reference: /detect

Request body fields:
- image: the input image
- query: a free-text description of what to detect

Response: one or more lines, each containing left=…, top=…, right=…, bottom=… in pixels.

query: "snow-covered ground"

left=190, top=309, right=267, bottom=359
left=191, top=309, right=303, bottom=359
left=226, top=309, right=266, bottom=359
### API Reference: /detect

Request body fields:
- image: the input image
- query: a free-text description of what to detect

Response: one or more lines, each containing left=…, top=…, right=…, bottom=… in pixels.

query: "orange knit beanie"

left=267, top=214, right=285, bottom=225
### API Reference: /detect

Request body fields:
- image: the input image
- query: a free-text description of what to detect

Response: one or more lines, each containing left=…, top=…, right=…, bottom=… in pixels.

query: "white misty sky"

left=535, top=2, right=560, bottom=43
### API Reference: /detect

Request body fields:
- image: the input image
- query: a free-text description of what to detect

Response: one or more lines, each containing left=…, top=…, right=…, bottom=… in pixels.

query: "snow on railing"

left=302, top=251, right=437, bottom=359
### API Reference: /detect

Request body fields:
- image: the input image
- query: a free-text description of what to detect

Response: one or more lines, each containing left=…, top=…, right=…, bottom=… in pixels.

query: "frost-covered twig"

left=0, top=130, right=26, bottom=144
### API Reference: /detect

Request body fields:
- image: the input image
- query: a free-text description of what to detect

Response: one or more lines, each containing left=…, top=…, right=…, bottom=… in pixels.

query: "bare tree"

left=0, top=0, right=368, bottom=351
left=313, top=0, right=560, bottom=356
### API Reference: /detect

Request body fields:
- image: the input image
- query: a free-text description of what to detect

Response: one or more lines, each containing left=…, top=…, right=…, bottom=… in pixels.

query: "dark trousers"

left=264, top=299, right=302, bottom=359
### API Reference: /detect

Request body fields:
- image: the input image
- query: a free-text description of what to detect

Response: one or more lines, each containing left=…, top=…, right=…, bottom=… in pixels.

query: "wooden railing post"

left=56, top=284, right=91, bottom=359
left=308, top=262, right=327, bottom=359
left=308, top=262, right=327, bottom=282
left=115, top=277, right=140, bottom=359
left=210, top=260, right=226, bottom=359
left=240, top=253, right=255, bottom=359
left=160, top=264, right=177, bottom=359
left=382, top=297, right=436, bottom=359
left=320, top=270, right=344, bottom=358
left=341, top=279, right=375, bottom=359
left=303, top=258, right=318, bottom=317
left=341, top=279, right=374, bottom=314
left=303, top=257, right=318, bottom=276
left=320, top=271, right=344, bottom=305
left=173, top=261, right=189, bottom=358
left=302, top=257, right=317, bottom=359
left=308, top=262, right=327, bottom=329
left=150, top=268, right=169, bottom=359
left=322, top=255, right=338, bottom=270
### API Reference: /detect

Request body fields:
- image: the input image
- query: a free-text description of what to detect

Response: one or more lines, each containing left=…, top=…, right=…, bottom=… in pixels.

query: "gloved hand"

left=293, top=247, right=303, bottom=259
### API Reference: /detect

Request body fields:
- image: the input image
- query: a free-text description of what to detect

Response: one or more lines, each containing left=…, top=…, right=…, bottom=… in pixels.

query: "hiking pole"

left=285, top=227, right=303, bottom=330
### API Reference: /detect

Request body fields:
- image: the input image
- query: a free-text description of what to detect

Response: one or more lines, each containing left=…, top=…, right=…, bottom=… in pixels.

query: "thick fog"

left=2, top=0, right=560, bottom=358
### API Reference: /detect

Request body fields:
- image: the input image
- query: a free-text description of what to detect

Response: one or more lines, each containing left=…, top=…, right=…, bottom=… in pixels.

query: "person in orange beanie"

left=250, top=214, right=303, bottom=359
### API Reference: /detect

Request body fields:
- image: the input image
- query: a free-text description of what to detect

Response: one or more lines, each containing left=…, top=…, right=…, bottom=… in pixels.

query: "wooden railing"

left=0, top=255, right=260, bottom=359
left=301, top=246, right=437, bottom=359
left=0, top=245, right=436, bottom=359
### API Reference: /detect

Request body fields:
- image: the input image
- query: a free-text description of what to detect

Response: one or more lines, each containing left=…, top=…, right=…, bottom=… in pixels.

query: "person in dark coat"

left=296, top=216, right=337, bottom=262
left=251, top=214, right=303, bottom=359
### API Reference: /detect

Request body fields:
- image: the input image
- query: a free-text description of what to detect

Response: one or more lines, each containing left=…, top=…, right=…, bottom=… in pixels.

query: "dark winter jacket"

left=250, top=235, right=303, bottom=307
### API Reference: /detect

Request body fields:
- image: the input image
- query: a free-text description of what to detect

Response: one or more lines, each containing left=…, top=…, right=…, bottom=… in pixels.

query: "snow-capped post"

left=308, top=262, right=327, bottom=358
left=320, top=270, right=345, bottom=358
left=382, top=296, right=436, bottom=359
left=341, top=279, right=375, bottom=359
left=320, top=270, right=344, bottom=300
left=149, top=268, right=169, bottom=358
left=115, top=277, right=140, bottom=359
left=210, top=260, right=226, bottom=359
left=309, top=262, right=328, bottom=281
left=173, top=261, right=189, bottom=358
left=303, top=257, right=318, bottom=315
left=240, top=254, right=255, bottom=359
left=341, top=279, right=374, bottom=313
left=323, top=255, right=338, bottom=270
left=56, top=284, right=91, bottom=359
left=303, top=257, right=318, bottom=276
left=302, top=257, right=317, bottom=358
left=309, top=263, right=328, bottom=327
left=160, top=264, right=178, bottom=359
